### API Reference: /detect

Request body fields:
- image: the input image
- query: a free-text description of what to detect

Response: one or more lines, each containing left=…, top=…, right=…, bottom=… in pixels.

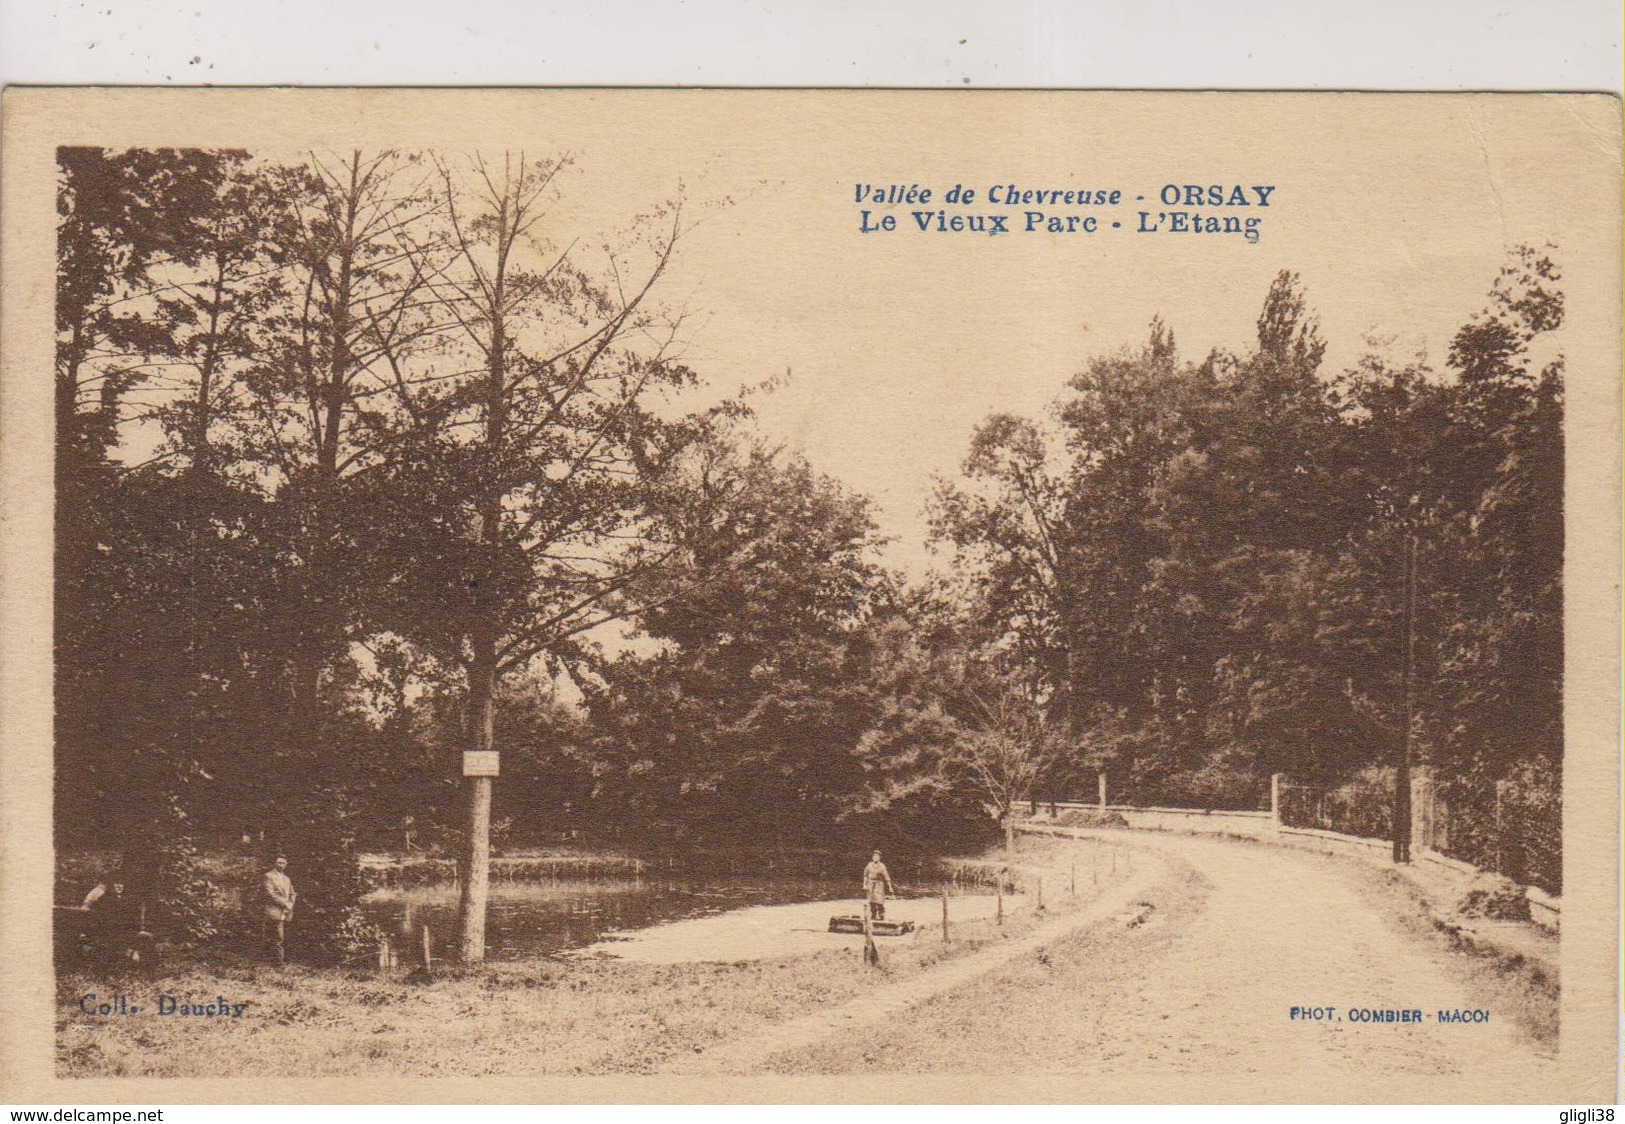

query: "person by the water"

left=862, top=850, right=893, bottom=920
left=81, top=876, right=126, bottom=911
left=81, top=875, right=142, bottom=964
left=262, top=855, right=297, bottom=963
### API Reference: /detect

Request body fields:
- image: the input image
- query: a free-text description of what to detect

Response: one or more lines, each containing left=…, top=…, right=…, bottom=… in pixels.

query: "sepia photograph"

left=1, top=89, right=1619, bottom=1103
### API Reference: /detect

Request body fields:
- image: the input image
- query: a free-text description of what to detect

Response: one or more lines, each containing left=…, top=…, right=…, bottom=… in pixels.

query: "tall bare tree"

left=365, top=152, right=717, bottom=961
left=244, top=150, right=447, bottom=726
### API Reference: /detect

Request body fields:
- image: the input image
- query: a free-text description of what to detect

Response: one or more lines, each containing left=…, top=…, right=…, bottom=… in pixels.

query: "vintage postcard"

left=0, top=89, right=1619, bottom=1104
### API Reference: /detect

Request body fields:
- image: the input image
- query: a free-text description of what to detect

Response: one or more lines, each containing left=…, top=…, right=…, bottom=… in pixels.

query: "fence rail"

left=1059, top=767, right=1562, bottom=901
left=1431, top=779, right=1561, bottom=896
left=1276, top=778, right=1393, bottom=841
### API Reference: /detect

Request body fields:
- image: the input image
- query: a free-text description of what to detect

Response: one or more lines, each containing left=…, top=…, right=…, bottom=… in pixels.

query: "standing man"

left=862, top=850, right=893, bottom=921
left=262, top=855, right=297, bottom=963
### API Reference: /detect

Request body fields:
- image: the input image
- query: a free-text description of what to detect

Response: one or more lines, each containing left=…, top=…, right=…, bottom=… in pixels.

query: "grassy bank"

left=1346, top=861, right=1560, bottom=1052
left=57, top=836, right=1126, bottom=1078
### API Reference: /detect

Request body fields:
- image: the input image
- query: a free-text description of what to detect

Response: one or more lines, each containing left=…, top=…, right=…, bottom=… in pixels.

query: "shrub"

left=1456, top=873, right=1532, bottom=922
left=1050, top=808, right=1129, bottom=829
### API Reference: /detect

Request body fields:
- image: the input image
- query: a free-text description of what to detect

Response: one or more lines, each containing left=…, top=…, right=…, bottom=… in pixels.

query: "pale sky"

left=531, top=93, right=1616, bottom=576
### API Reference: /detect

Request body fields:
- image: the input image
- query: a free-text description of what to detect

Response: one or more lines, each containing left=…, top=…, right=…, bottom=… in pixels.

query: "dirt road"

left=754, top=831, right=1557, bottom=1088
left=665, top=846, right=1166, bottom=1074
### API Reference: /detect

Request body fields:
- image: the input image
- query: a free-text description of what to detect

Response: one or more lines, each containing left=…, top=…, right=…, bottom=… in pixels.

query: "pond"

left=360, top=872, right=981, bottom=961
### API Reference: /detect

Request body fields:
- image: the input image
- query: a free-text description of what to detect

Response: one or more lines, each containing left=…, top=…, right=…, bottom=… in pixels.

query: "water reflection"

left=362, top=875, right=872, bottom=960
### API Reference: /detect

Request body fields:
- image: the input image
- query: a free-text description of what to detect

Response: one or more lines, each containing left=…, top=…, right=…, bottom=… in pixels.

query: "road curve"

left=763, top=829, right=1556, bottom=1093
left=665, top=844, right=1167, bottom=1075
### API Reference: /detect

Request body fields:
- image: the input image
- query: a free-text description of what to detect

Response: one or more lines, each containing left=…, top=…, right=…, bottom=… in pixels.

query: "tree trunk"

left=457, top=638, right=496, bottom=963
left=56, top=327, right=86, bottom=471
left=456, top=195, right=511, bottom=963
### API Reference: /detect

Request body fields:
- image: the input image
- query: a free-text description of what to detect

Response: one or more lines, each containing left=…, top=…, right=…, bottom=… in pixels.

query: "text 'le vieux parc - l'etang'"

left=855, top=182, right=1276, bottom=242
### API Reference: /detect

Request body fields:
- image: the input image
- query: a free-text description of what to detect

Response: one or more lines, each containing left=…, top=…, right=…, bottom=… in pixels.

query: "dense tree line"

left=55, top=146, right=1564, bottom=957
left=927, top=253, right=1563, bottom=870
left=55, top=148, right=1000, bottom=956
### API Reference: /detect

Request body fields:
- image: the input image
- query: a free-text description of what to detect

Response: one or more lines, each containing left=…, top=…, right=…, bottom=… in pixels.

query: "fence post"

left=1098, top=772, right=1109, bottom=809
left=1270, top=773, right=1283, bottom=830
left=941, top=891, right=950, bottom=943
left=1393, top=531, right=1417, bottom=865
left=863, top=906, right=880, bottom=967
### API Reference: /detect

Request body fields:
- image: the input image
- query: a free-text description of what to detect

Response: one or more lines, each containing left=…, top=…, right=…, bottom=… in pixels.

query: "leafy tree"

left=56, top=148, right=232, bottom=474
left=585, top=439, right=888, bottom=847
left=55, top=149, right=249, bottom=936
left=929, top=414, right=1073, bottom=728
left=850, top=589, right=1066, bottom=858
left=932, top=255, right=1563, bottom=843
left=1430, top=246, right=1564, bottom=782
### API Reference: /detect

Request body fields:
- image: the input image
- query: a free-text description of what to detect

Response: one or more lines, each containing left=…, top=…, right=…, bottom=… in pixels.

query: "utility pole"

left=1393, top=532, right=1416, bottom=864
